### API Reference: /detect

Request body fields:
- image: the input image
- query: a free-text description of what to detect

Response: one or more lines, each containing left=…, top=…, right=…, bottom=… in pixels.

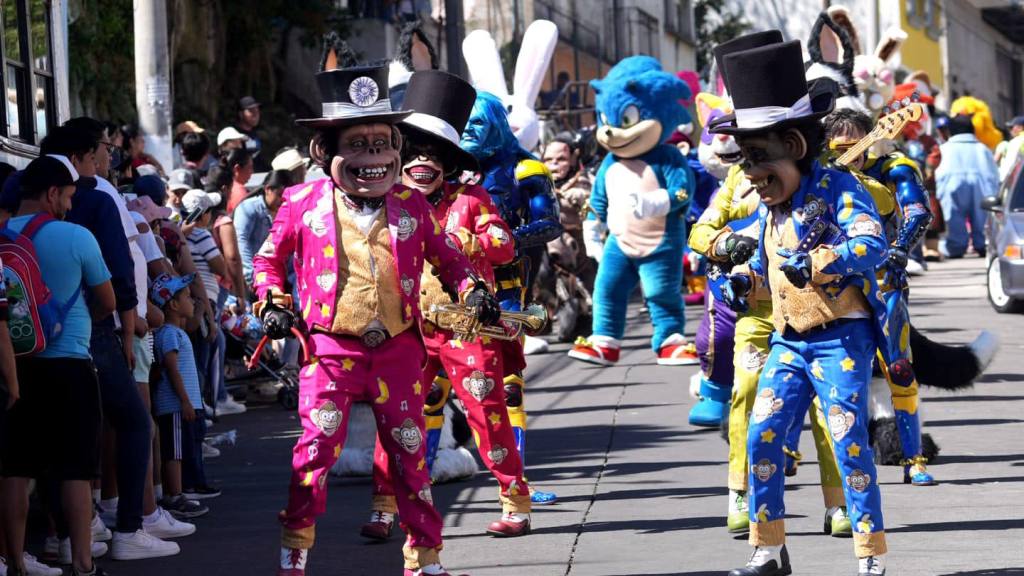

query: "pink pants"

left=372, top=324, right=531, bottom=514
left=279, top=330, right=442, bottom=562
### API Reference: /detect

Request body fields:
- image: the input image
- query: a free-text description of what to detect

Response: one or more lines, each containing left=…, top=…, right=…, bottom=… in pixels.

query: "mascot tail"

left=909, top=325, right=999, bottom=390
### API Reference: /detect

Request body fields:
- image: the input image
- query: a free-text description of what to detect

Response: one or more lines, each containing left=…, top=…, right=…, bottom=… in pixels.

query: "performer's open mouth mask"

left=401, top=140, right=444, bottom=194
left=735, top=128, right=807, bottom=207
left=330, top=123, right=402, bottom=198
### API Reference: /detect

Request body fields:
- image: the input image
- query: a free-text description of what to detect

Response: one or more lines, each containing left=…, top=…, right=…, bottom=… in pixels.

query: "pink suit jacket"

left=253, top=177, right=478, bottom=332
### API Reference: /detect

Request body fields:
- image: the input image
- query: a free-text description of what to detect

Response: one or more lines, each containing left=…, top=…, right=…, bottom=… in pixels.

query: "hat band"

left=402, top=112, right=461, bottom=146
left=733, top=94, right=813, bottom=130
left=322, top=99, right=393, bottom=118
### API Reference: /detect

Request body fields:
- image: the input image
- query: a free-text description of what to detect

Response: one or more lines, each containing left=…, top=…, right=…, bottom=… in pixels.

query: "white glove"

left=582, top=219, right=607, bottom=264
left=630, top=189, right=672, bottom=219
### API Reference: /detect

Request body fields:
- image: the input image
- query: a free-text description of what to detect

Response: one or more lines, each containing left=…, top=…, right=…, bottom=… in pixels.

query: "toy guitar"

left=835, top=101, right=924, bottom=167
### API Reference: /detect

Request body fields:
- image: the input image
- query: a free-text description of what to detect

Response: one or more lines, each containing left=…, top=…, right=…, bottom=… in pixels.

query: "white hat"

left=136, top=164, right=159, bottom=177
left=181, top=189, right=222, bottom=214
left=217, top=126, right=249, bottom=146
left=271, top=148, right=305, bottom=172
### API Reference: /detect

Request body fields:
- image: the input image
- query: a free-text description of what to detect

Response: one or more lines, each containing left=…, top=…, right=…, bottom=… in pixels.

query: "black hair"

left=20, top=156, right=76, bottom=199
left=119, top=124, right=141, bottom=151
left=794, top=120, right=824, bottom=174
left=549, top=131, right=579, bottom=152
left=822, top=108, right=873, bottom=141
left=400, top=128, right=460, bottom=178
left=263, top=169, right=294, bottom=191
left=0, top=162, right=15, bottom=189
left=39, top=125, right=97, bottom=160
left=949, top=114, right=975, bottom=136
left=181, top=132, right=211, bottom=163
left=63, top=116, right=105, bottom=145
left=206, top=164, right=230, bottom=193
left=221, top=146, right=252, bottom=174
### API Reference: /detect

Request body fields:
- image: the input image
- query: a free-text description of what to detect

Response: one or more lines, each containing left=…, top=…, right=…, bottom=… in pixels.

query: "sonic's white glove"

left=630, top=189, right=671, bottom=219
left=582, top=219, right=607, bottom=264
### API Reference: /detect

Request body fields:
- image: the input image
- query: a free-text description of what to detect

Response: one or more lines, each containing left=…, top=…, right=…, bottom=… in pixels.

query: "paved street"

left=131, top=256, right=1023, bottom=576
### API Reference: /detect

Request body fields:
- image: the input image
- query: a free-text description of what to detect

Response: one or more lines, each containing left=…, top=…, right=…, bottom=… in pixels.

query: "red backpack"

left=0, top=213, right=80, bottom=355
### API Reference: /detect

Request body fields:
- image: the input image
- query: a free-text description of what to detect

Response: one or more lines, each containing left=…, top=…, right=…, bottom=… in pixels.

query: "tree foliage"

left=694, top=0, right=750, bottom=83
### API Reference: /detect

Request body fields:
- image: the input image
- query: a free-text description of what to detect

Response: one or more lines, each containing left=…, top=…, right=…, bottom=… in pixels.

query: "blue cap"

left=150, top=272, right=195, bottom=308
left=1008, top=115, right=1024, bottom=128
left=133, top=174, right=168, bottom=207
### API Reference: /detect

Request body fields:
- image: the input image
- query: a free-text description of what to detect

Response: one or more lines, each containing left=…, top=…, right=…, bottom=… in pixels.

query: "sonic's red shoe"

left=657, top=334, right=700, bottom=366
left=278, top=547, right=308, bottom=576
left=486, top=514, right=531, bottom=537
left=568, top=336, right=620, bottom=366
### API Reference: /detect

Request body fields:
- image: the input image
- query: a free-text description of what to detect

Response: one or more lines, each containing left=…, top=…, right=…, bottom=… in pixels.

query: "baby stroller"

left=221, top=307, right=300, bottom=410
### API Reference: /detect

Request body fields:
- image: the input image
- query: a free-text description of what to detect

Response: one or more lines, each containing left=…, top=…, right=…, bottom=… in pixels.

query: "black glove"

left=260, top=302, right=294, bottom=340
left=888, top=245, right=909, bottom=269
left=777, top=248, right=812, bottom=289
left=465, top=284, right=502, bottom=326
left=724, top=234, right=757, bottom=265
left=722, top=274, right=752, bottom=313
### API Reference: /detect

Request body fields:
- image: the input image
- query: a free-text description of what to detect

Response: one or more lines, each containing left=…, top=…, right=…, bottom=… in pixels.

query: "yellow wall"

left=900, top=0, right=944, bottom=90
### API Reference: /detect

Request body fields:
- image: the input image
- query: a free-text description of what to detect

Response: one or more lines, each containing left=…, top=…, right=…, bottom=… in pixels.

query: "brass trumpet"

left=429, top=303, right=548, bottom=342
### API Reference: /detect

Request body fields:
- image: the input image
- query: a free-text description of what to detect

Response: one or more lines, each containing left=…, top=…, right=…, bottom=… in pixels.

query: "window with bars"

left=0, top=0, right=55, bottom=145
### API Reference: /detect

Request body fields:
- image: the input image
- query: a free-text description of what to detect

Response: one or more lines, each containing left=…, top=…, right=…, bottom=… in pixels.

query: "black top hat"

left=297, top=65, right=412, bottom=128
left=399, top=70, right=479, bottom=173
left=710, top=40, right=835, bottom=136
left=713, top=30, right=784, bottom=90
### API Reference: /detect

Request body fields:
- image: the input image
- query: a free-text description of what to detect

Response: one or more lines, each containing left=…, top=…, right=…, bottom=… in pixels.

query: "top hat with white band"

left=712, top=29, right=784, bottom=90
left=297, top=65, right=412, bottom=128
left=710, top=40, right=835, bottom=136
left=399, top=70, right=479, bottom=173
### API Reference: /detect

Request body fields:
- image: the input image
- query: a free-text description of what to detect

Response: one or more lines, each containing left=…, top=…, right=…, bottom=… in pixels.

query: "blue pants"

left=939, top=179, right=987, bottom=257
left=747, top=320, right=887, bottom=558
left=592, top=236, right=684, bottom=351
left=91, top=326, right=152, bottom=534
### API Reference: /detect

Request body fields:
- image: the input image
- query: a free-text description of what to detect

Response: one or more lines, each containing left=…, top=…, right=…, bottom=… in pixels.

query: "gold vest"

left=419, top=267, right=454, bottom=326
left=764, top=209, right=869, bottom=334
left=329, top=194, right=413, bottom=337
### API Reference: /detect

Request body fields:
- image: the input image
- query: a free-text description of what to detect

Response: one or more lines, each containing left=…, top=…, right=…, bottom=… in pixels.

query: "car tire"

left=987, top=258, right=1024, bottom=313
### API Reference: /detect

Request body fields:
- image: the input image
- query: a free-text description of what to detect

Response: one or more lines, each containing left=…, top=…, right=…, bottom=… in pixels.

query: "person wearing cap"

left=936, top=115, right=999, bottom=259
left=235, top=95, right=267, bottom=170
left=1, top=155, right=116, bottom=576
left=235, top=170, right=292, bottom=289
left=361, top=70, right=531, bottom=541
left=272, top=147, right=307, bottom=183
left=996, top=115, right=1024, bottom=181
left=253, top=41, right=499, bottom=576
left=216, top=126, right=248, bottom=156
left=149, top=272, right=213, bottom=521
left=167, top=168, right=197, bottom=213
left=710, top=35, right=890, bottom=576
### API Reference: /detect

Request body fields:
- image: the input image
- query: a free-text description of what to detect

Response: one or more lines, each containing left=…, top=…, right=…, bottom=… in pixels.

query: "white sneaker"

left=905, top=258, right=925, bottom=276
left=58, top=538, right=107, bottom=564
left=522, top=334, right=549, bottom=355
left=111, top=529, right=180, bottom=561
left=143, top=507, right=197, bottom=539
left=21, top=552, right=61, bottom=576
left=859, top=555, right=887, bottom=575
left=91, top=513, right=112, bottom=542
left=202, top=442, right=221, bottom=458
left=216, top=396, right=247, bottom=415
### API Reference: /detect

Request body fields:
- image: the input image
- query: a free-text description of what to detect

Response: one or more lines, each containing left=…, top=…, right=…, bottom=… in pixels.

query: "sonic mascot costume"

left=460, top=91, right=562, bottom=504
left=569, top=56, right=697, bottom=366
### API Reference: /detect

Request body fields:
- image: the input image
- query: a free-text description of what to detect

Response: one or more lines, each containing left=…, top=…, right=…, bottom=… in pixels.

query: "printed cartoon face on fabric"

left=735, top=129, right=807, bottom=206
left=401, top=135, right=445, bottom=195
left=460, top=92, right=515, bottom=161
left=331, top=123, right=402, bottom=198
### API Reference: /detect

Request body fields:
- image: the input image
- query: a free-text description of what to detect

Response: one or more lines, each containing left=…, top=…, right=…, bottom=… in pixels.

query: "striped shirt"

left=153, top=324, right=203, bottom=416
left=187, top=228, right=221, bottom=301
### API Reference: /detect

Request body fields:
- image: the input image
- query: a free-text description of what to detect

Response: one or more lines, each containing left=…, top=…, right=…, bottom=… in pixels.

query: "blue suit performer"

left=568, top=56, right=698, bottom=367
left=822, top=108, right=937, bottom=486
left=714, top=39, right=890, bottom=576
left=461, top=92, right=562, bottom=504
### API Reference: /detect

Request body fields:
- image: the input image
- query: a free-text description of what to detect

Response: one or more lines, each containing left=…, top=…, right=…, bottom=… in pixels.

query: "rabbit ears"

left=462, top=19, right=558, bottom=104
left=319, top=31, right=359, bottom=72
left=826, top=6, right=861, bottom=55
left=397, top=21, right=438, bottom=72
left=809, top=11, right=856, bottom=73
left=875, top=26, right=907, bottom=65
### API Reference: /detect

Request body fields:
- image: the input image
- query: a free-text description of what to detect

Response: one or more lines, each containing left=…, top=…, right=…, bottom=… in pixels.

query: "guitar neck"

left=836, top=136, right=876, bottom=167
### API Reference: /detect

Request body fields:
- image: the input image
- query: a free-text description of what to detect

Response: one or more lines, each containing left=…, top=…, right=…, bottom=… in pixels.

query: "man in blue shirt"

left=935, top=114, right=1000, bottom=259
left=234, top=169, right=291, bottom=289
left=43, top=122, right=180, bottom=561
left=1, top=155, right=115, bottom=576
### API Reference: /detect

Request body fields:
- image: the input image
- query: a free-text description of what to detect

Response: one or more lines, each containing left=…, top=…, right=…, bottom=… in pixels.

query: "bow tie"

left=341, top=193, right=385, bottom=212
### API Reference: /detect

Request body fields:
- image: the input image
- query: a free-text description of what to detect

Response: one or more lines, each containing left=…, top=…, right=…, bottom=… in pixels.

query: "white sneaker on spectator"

left=215, top=396, right=246, bottom=415
left=203, top=401, right=216, bottom=414
left=58, top=538, right=108, bottom=564
left=143, top=507, right=196, bottom=539
left=0, top=555, right=6, bottom=576
left=22, top=552, right=62, bottom=576
left=111, top=529, right=180, bottom=560
left=205, top=418, right=214, bottom=428
left=91, top=514, right=112, bottom=542
left=906, top=258, right=926, bottom=276
left=202, top=442, right=221, bottom=459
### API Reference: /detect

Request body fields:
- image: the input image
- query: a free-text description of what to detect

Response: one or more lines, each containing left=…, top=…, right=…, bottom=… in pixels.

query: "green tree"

left=694, top=0, right=750, bottom=83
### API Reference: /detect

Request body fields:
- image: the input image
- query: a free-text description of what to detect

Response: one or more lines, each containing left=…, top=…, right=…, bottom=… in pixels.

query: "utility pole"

left=444, top=0, right=465, bottom=77
left=133, top=0, right=173, bottom=171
